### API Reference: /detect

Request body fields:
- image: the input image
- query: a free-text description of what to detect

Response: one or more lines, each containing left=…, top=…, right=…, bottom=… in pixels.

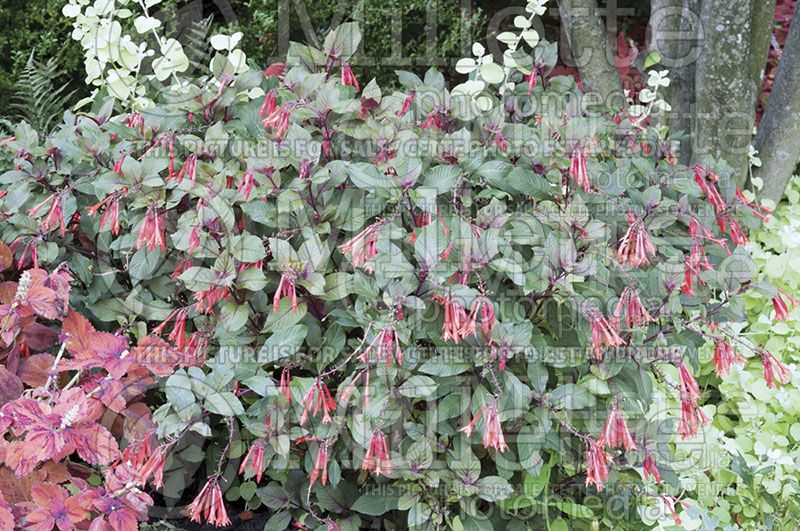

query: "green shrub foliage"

left=0, top=12, right=791, bottom=531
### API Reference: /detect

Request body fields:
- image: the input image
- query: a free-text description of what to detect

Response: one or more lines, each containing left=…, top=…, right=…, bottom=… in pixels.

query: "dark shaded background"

left=0, top=0, right=650, bottom=117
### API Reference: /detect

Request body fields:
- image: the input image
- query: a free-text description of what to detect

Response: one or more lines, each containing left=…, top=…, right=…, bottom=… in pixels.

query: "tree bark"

left=749, top=0, right=777, bottom=98
left=648, top=0, right=681, bottom=127
left=692, top=0, right=756, bottom=183
left=754, top=10, right=800, bottom=203
left=648, top=0, right=700, bottom=162
left=557, top=0, right=624, bottom=108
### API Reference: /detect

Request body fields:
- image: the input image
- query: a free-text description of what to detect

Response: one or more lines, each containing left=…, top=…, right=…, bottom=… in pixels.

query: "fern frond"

left=182, top=15, right=215, bottom=76
left=0, top=118, right=14, bottom=137
left=11, top=51, right=76, bottom=134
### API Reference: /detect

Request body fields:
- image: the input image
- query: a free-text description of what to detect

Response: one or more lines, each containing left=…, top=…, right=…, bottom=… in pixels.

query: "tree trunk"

left=648, top=0, right=700, bottom=163
left=749, top=0, right=777, bottom=98
left=557, top=0, right=624, bottom=108
left=692, top=0, right=756, bottom=183
left=754, top=10, right=800, bottom=203
left=648, top=0, right=681, bottom=127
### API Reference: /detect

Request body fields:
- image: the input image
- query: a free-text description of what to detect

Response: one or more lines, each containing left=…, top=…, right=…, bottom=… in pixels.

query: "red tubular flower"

left=688, top=215, right=730, bottom=253
left=711, top=338, right=744, bottom=377
left=172, top=258, right=192, bottom=279
left=643, top=453, right=661, bottom=484
left=187, top=476, right=231, bottom=527
left=458, top=399, right=508, bottom=452
left=585, top=439, right=610, bottom=491
left=259, top=88, right=278, bottom=121
left=617, top=212, right=656, bottom=267
left=569, top=146, right=592, bottom=193
left=458, top=404, right=485, bottom=438
left=194, top=286, right=230, bottom=314
left=465, top=296, right=496, bottom=339
left=185, top=331, right=209, bottom=364
left=360, top=325, right=403, bottom=367
left=262, top=104, right=292, bottom=138
left=661, top=495, right=690, bottom=526
left=273, top=270, right=298, bottom=313
left=309, top=443, right=329, bottom=487
left=300, top=380, right=336, bottom=425
left=681, top=240, right=713, bottom=295
left=678, top=361, right=700, bottom=400
left=588, top=311, right=625, bottom=361
left=280, top=367, right=292, bottom=403
left=494, top=132, right=507, bottom=153
left=678, top=400, right=707, bottom=439
left=735, top=187, right=771, bottom=221
left=761, top=350, right=790, bottom=388
left=433, top=293, right=470, bottom=344
left=89, top=191, right=124, bottom=236
left=612, top=285, right=653, bottom=329
left=481, top=401, right=508, bottom=452
left=30, top=193, right=66, bottom=236
left=682, top=216, right=723, bottom=296
left=239, top=439, right=266, bottom=483
left=771, top=288, right=798, bottom=322
left=693, top=165, right=726, bottom=214
left=100, top=194, right=121, bottom=236
left=362, top=430, right=392, bottom=476
left=341, top=62, right=360, bottom=91
left=728, top=217, right=748, bottom=246
left=122, top=112, right=145, bottom=133
left=421, top=109, right=444, bottom=131
left=136, top=207, right=167, bottom=252
left=337, top=370, right=363, bottom=408
left=113, top=154, right=126, bottom=176
left=237, top=169, right=256, bottom=199
left=121, top=434, right=153, bottom=471
left=396, top=90, right=415, bottom=118
left=599, top=403, right=637, bottom=451
left=440, top=241, right=454, bottom=260
left=677, top=362, right=709, bottom=439
left=139, top=443, right=169, bottom=489
left=526, top=67, right=539, bottom=93
left=187, top=225, right=202, bottom=253
left=16, top=238, right=39, bottom=269
left=175, top=153, right=198, bottom=187
left=340, top=222, right=382, bottom=269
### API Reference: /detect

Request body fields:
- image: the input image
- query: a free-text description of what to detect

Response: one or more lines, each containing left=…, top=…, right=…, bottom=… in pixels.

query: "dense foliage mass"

left=0, top=0, right=795, bottom=529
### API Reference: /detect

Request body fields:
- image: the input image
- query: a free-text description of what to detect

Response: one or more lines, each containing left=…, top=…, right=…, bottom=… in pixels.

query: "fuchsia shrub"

left=0, top=20, right=793, bottom=530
